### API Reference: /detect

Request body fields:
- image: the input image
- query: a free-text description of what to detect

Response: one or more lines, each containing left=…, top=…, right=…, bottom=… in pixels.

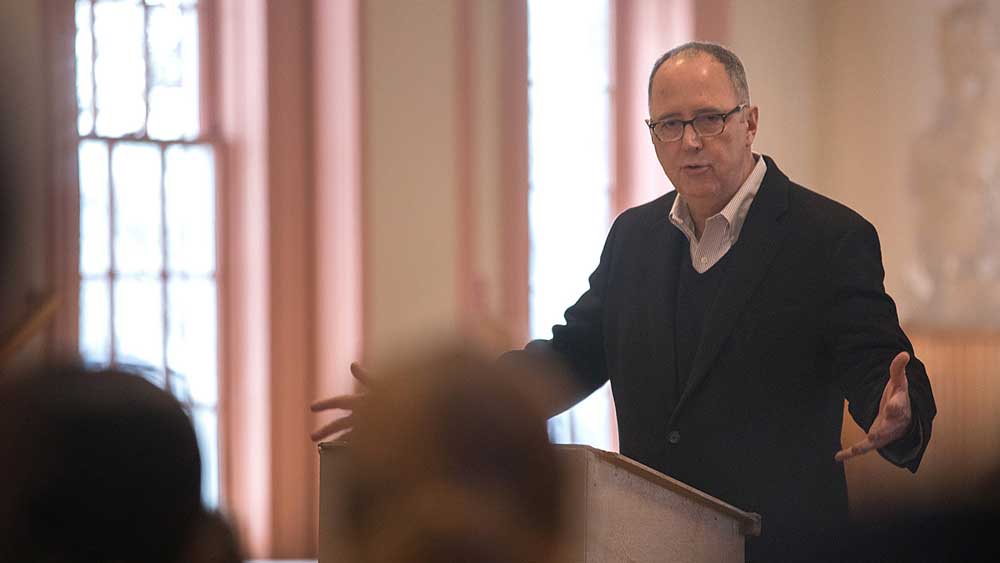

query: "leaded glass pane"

left=79, top=140, right=110, bottom=275
left=79, top=278, right=111, bottom=364
left=114, top=276, right=164, bottom=370
left=112, top=142, right=163, bottom=274
left=147, top=5, right=200, bottom=139
left=165, top=144, right=214, bottom=274
left=145, top=0, right=199, bottom=7
left=528, top=0, right=612, bottom=343
left=75, top=0, right=217, bottom=511
left=191, top=407, right=219, bottom=508
left=75, top=0, right=94, bottom=136
left=167, top=277, right=217, bottom=406
left=93, top=0, right=146, bottom=137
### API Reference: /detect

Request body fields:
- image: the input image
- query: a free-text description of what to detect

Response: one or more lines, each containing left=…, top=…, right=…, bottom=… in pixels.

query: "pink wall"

left=216, top=0, right=349, bottom=556
left=612, top=0, right=696, bottom=213
left=215, top=0, right=528, bottom=556
left=216, top=0, right=276, bottom=555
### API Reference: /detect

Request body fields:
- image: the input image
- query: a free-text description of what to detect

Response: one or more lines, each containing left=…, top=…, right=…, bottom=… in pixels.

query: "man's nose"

left=681, top=122, right=702, bottom=149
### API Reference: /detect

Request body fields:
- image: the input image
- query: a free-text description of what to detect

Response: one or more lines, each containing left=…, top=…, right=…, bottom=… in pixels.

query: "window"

left=528, top=0, right=615, bottom=449
left=74, top=0, right=220, bottom=507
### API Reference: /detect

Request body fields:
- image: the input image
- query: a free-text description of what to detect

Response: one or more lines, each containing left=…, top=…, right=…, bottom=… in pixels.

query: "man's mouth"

left=683, top=163, right=711, bottom=173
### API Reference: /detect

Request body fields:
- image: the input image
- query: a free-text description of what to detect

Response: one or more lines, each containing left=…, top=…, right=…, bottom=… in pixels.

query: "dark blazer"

left=519, top=156, right=936, bottom=559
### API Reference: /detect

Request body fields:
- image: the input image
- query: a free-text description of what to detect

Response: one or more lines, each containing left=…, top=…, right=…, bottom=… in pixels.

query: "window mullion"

left=80, top=133, right=219, bottom=146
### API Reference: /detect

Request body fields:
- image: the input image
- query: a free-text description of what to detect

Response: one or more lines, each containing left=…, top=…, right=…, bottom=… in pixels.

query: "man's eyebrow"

left=650, top=106, right=726, bottom=122
left=650, top=111, right=681, bottom=121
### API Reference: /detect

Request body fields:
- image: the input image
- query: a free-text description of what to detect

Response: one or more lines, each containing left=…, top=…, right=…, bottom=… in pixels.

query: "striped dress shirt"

left=669, top=154, right=768, bottom=273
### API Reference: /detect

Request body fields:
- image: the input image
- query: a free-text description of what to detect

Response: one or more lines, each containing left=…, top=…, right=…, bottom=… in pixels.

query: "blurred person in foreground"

left=314, top=41, right=938, bottom=561
left=335, top=345, right=569, bottom=563
left=0, top=363, right=241, bottom=563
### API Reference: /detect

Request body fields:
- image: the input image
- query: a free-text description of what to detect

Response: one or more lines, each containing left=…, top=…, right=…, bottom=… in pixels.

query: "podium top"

left=319, top=441, right=761, bottom=537
left=557, top=444, right=761, bottom=537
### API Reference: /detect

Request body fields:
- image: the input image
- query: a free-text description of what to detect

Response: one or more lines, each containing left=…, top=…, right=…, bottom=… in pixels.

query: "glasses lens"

left=654, top=122, right=683, bottom=142
left=693, top=114, right=726, bottom=137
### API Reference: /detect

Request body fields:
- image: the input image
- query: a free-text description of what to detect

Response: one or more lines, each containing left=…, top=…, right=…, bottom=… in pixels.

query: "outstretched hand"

left=310, top=363, right=372, bottom=442
left=835, top=351, right=912, bottom=462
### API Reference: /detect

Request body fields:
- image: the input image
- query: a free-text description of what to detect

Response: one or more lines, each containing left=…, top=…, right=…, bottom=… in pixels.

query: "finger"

left=862, top=423, right=903, bottom=450
left=310, top=414, right=355, bottom=442
left=835, top=436, right=877, bottom=462
left=888, top=351, right=910, bottom=385
left=310, top=393, right=364, bottom=412
left=350, top=362, right=373, bottom=387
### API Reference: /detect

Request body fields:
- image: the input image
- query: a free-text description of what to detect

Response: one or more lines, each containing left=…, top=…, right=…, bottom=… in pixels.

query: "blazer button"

left=668, top=430, right=681, bottom=445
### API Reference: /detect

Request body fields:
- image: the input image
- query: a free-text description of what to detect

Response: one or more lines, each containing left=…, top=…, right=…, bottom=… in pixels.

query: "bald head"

left=648, top=41, right=750, bottom=106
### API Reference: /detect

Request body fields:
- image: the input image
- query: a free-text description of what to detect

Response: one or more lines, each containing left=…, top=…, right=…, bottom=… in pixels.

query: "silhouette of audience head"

left=342, top=345, right=567, bottom=563
left=175, top=509, right=244, bottom=563
left=0, top=363, right=239, bottom=563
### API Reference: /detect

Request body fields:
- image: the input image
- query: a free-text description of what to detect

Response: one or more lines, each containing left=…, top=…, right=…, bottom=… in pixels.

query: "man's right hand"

left=309, top=363, right=372, bottom=442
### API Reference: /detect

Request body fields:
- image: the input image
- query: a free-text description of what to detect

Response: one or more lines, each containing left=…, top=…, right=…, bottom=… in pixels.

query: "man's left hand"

left=835, top=351, right=912, bottom=462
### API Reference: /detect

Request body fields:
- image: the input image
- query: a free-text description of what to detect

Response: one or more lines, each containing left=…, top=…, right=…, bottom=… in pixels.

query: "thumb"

left=889, top=351, right=910, bottom=385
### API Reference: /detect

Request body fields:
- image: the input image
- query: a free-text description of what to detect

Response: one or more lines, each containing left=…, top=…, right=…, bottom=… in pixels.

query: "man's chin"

left=674, top=181, right=722, bottom=202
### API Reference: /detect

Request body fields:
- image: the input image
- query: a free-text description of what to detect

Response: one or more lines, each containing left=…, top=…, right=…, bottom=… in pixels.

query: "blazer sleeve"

left=822, top=218, right=937, bottom=472
left=499, top=213, right=625, bottom=400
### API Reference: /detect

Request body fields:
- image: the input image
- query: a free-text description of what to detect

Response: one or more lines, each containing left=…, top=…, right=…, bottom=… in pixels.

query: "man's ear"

left=745, top=105, right=759, bottom=146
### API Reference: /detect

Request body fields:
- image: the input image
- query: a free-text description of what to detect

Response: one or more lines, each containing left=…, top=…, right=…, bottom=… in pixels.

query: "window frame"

left=69, top=0, right=226, bottom=507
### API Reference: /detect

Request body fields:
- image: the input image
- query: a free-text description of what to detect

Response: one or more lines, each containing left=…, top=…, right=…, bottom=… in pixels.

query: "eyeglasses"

left=645, top=104, right=747, bottom=143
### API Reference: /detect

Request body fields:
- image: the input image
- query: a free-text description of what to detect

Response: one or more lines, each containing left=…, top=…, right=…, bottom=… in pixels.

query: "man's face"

left=648, top=53, right=758, bottom=211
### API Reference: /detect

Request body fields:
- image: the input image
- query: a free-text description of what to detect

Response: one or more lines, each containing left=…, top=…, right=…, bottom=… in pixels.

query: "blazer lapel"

left=668, top=157, right=792, bottom=426
left=642, top=197, right=684, bottom=406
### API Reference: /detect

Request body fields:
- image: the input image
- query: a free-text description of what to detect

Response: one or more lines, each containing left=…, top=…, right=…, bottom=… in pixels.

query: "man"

left=314, top=42, right=936, bottom=560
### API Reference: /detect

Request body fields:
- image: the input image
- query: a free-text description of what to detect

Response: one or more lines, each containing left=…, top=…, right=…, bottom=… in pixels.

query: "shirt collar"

left=669, top=154, right=767, bottom=241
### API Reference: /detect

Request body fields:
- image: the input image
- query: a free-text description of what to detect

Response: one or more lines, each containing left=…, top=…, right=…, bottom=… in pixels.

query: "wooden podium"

left=319, top=442, right=760, bottom=562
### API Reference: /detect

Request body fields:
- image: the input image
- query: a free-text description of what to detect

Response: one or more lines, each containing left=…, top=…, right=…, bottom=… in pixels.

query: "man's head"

left=0, top=364, right=204, bottom=563
left=343, top=345, right=568, bottom=563
left=646, top=42, right=758, bottom=217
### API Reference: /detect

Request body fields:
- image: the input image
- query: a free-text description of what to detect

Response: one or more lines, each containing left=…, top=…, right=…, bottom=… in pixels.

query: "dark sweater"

left=674, top=242, right=735, bottom=395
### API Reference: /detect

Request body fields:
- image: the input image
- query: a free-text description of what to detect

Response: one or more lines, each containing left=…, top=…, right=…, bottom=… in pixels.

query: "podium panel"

left=319, top=442, right=759, bottom=563
left=557, top=445, right=759, bottom=562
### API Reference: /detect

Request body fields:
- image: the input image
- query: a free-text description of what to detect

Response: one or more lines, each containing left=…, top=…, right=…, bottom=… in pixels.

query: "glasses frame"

left=645, top=104, right=747, bottom=143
